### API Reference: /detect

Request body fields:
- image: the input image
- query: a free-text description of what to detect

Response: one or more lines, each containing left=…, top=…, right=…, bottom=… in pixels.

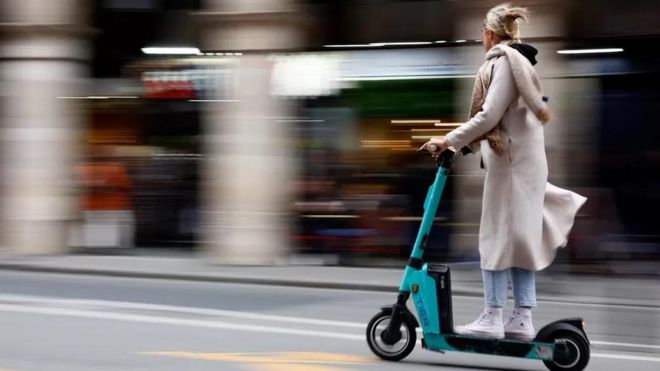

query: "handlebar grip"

left=437, top=149, right=455, bottom=169
left=417, top=143, right=456, bottom=169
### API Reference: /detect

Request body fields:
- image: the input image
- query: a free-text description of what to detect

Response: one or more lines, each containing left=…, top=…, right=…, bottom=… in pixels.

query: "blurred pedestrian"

left=420, top=3, right=586, bottom=340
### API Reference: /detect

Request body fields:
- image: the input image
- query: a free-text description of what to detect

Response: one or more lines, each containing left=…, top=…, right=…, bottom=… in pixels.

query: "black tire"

left=366, top=311, right=417, bottom=361
left=542, top=331, right=590, bottom=371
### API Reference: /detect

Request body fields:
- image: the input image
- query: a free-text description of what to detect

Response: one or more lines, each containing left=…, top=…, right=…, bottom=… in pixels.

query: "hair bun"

left=485, top=3, right=529, bottom=41
left=503, top=6, right=529, bottom=23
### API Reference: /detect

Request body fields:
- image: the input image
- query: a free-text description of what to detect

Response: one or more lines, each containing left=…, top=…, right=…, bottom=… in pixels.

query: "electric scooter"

left=366, top=148, right=590, bottom=371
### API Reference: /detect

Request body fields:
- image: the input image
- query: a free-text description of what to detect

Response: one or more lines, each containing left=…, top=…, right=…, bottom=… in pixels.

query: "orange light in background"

left=410, top=128, right=454, bottom=132
left=410, top=135, right=444, bottom=143
left=391, top=119, right=442, bottom=125
left=361, top=139, right=411, bottom=149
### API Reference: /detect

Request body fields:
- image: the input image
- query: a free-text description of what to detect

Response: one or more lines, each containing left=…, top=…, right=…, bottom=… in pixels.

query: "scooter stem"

left=384, top=150, right=455, bottom=343
left=398, top=149, right=454, bottom=293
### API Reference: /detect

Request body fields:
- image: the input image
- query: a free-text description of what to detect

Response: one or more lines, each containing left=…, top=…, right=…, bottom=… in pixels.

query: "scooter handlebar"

left=418, top=143, right=474, bottom=169
left=417, top=144, right=457, bottom=168
left=435, top=148, right=455, bottom=169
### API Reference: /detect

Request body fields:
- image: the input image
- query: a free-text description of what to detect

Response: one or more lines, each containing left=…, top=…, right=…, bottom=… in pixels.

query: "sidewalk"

left=0, top=252, right=657, bottom=308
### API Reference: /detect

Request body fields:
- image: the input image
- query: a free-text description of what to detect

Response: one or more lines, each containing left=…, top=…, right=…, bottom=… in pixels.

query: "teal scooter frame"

left=366, top=149, right=590, bottom=371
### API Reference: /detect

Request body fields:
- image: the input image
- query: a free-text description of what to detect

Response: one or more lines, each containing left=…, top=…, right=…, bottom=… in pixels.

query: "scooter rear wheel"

left=366, top=311, right=417, bottom=361
left=542, top=331, right=590, bottom=371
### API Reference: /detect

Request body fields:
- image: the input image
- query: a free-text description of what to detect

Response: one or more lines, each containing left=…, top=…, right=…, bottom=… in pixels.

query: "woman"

left=420, top=4, right=586, bottom=340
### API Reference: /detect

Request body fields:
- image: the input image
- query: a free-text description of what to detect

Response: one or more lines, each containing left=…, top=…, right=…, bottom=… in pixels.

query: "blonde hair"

left=484, top=3, right=529, bottom=41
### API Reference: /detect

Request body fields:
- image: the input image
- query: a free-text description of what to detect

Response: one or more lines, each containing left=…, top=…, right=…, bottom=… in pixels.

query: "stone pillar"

left=0, top=0, right=91, bottom=254
left=198, top=1, right=302, bottom=264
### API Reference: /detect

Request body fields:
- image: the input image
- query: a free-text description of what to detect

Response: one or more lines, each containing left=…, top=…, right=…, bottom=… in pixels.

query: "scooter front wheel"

left=366, top=311, right=417, bottom=361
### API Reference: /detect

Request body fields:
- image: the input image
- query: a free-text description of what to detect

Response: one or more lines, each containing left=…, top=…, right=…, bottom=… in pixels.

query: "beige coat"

left=447, top=47, right=586, bottom=271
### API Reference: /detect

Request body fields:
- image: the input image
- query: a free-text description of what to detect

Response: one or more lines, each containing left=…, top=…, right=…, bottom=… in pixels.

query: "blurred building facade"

left=0, top=0, right=658, bottom=271
left=0, top=0, right=91, bottom=254
left=198, top=0, right=303, bottom=264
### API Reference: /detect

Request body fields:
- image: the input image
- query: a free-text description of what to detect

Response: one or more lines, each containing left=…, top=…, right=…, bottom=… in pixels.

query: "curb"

left=0, top=263, right=657, bottom=309
left=0, top=263, right=399, bottom=292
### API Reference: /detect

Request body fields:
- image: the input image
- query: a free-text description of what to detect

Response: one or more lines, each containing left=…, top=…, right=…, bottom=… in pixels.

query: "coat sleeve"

left=446, top=58, right=518, bottom=150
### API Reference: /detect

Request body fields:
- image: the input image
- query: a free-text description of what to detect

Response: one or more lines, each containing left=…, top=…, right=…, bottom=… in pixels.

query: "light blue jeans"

left=482, top=268, right=537, bottom=308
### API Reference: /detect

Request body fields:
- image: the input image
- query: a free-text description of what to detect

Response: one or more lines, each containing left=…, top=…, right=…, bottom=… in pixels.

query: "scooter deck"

left=422, top=333, right=555, bottom=361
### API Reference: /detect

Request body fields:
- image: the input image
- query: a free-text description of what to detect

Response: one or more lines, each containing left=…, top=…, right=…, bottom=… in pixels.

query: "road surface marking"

left=592, top=341, right=660, bottom=350
left=456, top=294, right=660, bottom=312
left=143, top=351, right=660, bottom=367
left=536, top=300, right=660, bottom=311
left=592, top=353, right=660, bottom=363
left=0, top=303, right=364, bottom=340
left=258, top=365, right=343, bottom=371
left=1, top=295, right=659, bottom=363
left=142, top=351, right=371, bottom=371
left=0, top=294, right=364, bottom=328
left=143, top=351, right=370, bottom=364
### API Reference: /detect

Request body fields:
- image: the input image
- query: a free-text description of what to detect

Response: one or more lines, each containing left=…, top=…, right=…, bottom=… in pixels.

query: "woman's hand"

left=419, top=137, right=449, bottom=157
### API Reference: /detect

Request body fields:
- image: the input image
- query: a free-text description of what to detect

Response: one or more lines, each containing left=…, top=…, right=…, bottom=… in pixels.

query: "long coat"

left=446, top=56, right=586, bottom=271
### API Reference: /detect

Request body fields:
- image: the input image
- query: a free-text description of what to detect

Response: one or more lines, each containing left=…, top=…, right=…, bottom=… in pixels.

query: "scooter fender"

left=534, top=318, right=590, bottom=344
left=379, top=305, right=420, bottom=328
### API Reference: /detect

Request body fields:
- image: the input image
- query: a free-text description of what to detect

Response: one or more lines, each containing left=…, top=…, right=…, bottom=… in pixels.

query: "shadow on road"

left=402, top=359, right=539, bottom=371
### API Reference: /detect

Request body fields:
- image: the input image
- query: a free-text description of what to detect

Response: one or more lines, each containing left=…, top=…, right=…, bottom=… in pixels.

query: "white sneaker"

left=455, top=307, right=504, bottom=339
left=504, top=308, right=535, bottom=341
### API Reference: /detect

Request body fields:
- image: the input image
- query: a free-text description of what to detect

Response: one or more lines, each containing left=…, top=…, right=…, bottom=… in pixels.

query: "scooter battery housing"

left=426, top=264, right=455, bottom=334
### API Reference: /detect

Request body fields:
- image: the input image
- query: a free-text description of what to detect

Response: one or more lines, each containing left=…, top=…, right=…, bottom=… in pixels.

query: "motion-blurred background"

left=0, top=0, right=658, bottom=273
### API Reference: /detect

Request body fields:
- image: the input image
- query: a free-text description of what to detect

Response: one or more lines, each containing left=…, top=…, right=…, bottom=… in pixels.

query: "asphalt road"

left=0, top=271, right=658, bottom=371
